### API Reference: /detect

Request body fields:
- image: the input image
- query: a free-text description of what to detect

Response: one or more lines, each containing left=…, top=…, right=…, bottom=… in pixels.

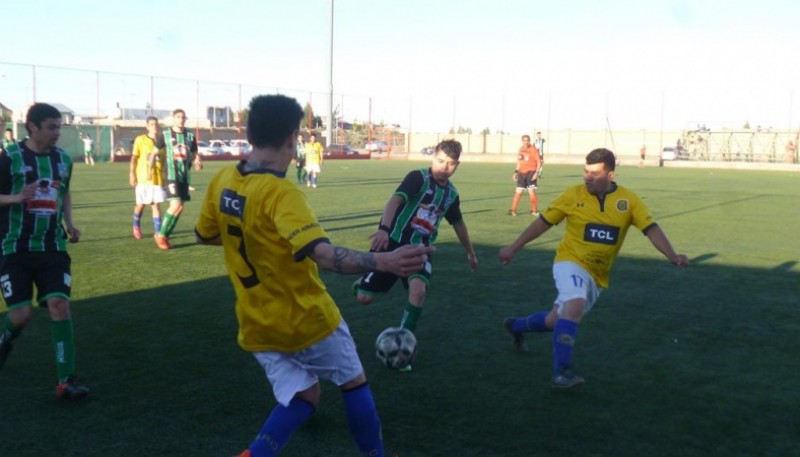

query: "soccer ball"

left=375, top=327, right=417, bottom=369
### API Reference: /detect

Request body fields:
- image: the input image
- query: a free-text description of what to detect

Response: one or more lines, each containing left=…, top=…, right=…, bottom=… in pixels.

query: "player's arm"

left=309, top=242, right=434, bottom=277
left=451, top=220, right=478, bottom=272
left=644, top=224, right=689, bottom=268
left=62, top=191, right=80, bottom=243
left=129, top=140, right=139, bottom=187
left=499, top=217, right=552, bottom=265
left=369, top=194, right=404, bottom=251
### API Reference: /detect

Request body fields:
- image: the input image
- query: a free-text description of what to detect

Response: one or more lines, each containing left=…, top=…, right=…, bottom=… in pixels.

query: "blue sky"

left=2, top=0, right=799, bottom=132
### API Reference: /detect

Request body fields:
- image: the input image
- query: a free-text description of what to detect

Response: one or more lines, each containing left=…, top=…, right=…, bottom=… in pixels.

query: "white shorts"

left=135, top=184, right=166, bottom=205
left=305, top=164, right=321, bottom=174
left=552, top=261, right=602, bottom=317
left=253, top=321, right=364, bottom=407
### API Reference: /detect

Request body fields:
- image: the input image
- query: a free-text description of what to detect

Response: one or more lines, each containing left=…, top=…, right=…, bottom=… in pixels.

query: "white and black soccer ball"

left=375, top=327, right=417, bottom=369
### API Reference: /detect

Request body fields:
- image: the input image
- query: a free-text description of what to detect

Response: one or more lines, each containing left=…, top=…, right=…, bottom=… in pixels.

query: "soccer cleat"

left=154, top=234, right=171, bottom=250
left=56, top=376, right=90, bottom=400
left=398, top=365, right=412, bottom=372
left=133, top=226, right=142, bottom=239
left=551, top=370, right=585, bottom=389
left=503, top=318, right=528, bottom=353
left=508, top=210, right=517, bottom=216
left=0, top=331, right=15, bottom=369
left=232, top=450, right=251, bottom=457
left=531, top=211, right=540, bottom=217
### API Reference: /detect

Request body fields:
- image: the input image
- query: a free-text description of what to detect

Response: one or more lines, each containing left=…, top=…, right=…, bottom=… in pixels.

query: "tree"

left=303, top=103, right=315, bottom=130
left=481, top=127, right=491, bottom=135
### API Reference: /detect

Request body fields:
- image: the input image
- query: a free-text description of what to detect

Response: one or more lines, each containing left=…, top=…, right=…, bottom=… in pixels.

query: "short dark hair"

left=436, top=139, right=462, bottom=161
left=172, top=108, right=186, bottom=116
left=522, top=134, right=530, bottom=141
left=246, top=95, right=304, bottom=148
left=586, top=148, right=616, bottom=171
left=25, top=103, right=61, bottom=134
left=146, top=116, right=159, bottom=124
left=4, top=128, right=12, bottom=134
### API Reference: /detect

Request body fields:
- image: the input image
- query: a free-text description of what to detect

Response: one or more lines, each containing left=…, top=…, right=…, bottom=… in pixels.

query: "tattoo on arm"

left=332, top=246, right=378, bottom=272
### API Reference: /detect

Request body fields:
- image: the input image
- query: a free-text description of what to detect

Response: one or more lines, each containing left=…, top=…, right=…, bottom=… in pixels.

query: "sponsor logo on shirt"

left=584, top=223, right=620, bottom=245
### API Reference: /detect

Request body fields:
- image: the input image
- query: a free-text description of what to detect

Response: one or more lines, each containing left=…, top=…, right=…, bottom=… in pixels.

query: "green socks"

left=159, top=212, right=180, bottom=237
left=400, top=303, right=423, bottom=332
left=51, top=319, right=76, bottom=383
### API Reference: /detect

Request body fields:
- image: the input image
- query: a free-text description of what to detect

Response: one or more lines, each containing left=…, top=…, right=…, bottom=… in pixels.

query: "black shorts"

left=296, top=158, right=306, bottom=169
left=0, top=252, right=72, bottom=308
left=356, top=240, right=432, bottom=296
left=166, top=180, right=191, bottom=201
left=516, top=171, right=538, bottom=190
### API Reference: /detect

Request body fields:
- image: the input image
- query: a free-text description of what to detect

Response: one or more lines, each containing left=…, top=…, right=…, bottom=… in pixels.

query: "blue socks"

left=553, top=319, right=578, bottom=375
left=342, top=383, right=384, bottom=457
left=249, top=398, right=315, bottom=457
left=132, top=211, right=142, bottom=228
left=510, top=311, right=550, bottom=333
left=153, top=216, right=162, bottom=233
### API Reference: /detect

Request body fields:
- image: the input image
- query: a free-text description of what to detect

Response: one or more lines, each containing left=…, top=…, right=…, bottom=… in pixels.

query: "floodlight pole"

left=326, top=0, right=334, bottom=147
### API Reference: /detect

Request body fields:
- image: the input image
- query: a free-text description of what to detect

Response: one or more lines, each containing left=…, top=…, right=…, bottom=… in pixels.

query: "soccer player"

left=534, top=131, right=545, bottom=177
left=0, top=103, right=89, bottom=400
left=508, top=134, right=541, bottom=216
left=500, top=148, right=689, bottom=388
left=195, top=94, right=433, bottom=457
left=82, top=133, right=95, bottom=166
left=129, top=116, right=166, bottom=239
left=0, top=128, right=15, bottom=154
left=294, top=132, right=307, bottom=184
left=154, top=108, right=202, bottom=250
left=303, top=133, right=323, bottom=188
left=353, top=139, right=478, bottom=370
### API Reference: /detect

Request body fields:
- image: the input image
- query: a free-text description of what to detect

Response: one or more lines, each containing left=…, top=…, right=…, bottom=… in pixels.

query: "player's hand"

left=386, top=244, right=435, bottom=277
left=498, top=246, right=516, bottom=265
left=129, top=174, right=137, bottom=187
left=467, top=252, right=478, bottom=272
left=512, top=172, right=518, bottom=182
left=66, top=225, right=80, bottom=243
left=17, top=183, right=37, bottom=202
left=369, top=230, right=390, bottom=251
left=194, top=159, right=203, bottom=171
left=671, top=254, right=689, bottom=269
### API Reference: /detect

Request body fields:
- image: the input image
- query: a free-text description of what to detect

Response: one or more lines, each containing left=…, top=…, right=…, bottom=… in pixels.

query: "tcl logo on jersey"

left=584, top=223, right=620, bottom=245
left=221, top=189, right=245, bottom=218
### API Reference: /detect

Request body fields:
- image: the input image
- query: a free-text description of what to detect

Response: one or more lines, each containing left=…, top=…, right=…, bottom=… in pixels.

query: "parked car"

left=324, top=144, right=371, bottom=159
left=228, top=139, right=252, bottom=155
left=420, top=146, right=435, bottom=155
left=197, top=140, right=225, bottom=156
left=365, top=140, right=389, bottom=153
left=659, top=146, right=688, bottom=161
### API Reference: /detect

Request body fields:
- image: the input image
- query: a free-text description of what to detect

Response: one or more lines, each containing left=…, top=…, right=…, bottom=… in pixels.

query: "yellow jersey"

left=132, top=134, right=165, bottom=186
left=304, top=141, right=323, bottom=166
left=195, top=163, right=342, bottom=352
left=541, top=183, right=655, bottom=288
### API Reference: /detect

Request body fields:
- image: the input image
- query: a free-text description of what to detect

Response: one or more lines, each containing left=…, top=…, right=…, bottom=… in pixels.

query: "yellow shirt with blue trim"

left=132, top=134, right=165, bottom=186
left=304, top=141, right=323, bottom=166
left=540, top=183, right=655, bottom=288
left=195, top=162, right=342, bottom=352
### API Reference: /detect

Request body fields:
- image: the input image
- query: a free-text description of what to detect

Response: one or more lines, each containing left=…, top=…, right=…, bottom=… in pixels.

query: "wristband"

left=378, top=224, right=391, bottom=233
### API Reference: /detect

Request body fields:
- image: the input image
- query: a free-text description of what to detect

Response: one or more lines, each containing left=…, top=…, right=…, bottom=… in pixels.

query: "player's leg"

left=132, top=186, right=145, bottom=238
left=549, top=262, right=600, bottom=388
left=327, top=322, right=384, bottom=456
left=247, top=352, right=320, bottom=456
left=151, top=203, right=162, bottom=234
left=354, top=266, right=399, bottom=306
left=0, top=255, right=35, bottom=368
left=527, top=186, right=539, bottom=215
left=400, top=276, right=428, bottom=333
left=37, top=252, right=88, bottom=399
left=509, top=189, right=523, bottom=215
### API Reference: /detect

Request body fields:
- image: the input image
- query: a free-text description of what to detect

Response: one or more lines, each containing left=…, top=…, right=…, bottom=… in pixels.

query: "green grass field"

left=1, top=159, right=798, bottom=457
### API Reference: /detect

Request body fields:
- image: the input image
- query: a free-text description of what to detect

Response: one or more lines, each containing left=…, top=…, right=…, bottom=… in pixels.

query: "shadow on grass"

left=2, top=242, right=799, bottom=457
